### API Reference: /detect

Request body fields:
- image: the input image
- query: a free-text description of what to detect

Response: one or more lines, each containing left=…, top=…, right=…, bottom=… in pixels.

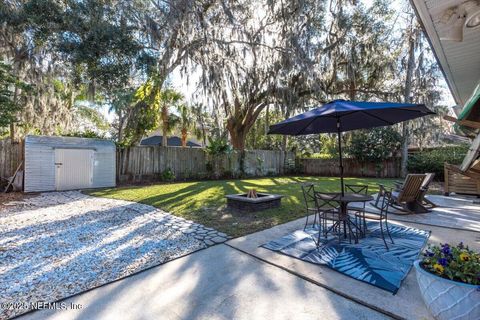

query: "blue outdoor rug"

left=261, top=222, right=430, bottom=294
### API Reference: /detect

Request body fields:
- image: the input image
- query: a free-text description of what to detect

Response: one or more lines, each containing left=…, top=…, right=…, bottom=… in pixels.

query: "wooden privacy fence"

left=0, top=138, right=404, bottom=188
left=117, top=146, right=295, bottom=182
left=0, top=139, right=24, bottom=180
left=299, top=157, right=401, bottom=178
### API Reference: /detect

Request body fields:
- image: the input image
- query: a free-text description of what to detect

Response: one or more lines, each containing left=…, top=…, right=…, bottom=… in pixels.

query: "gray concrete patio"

left=19, top=244, right=388, bottom=320
left=5, top=193, right=480, bottom=320
left=226, top=195, right=480, bottom=320
left=347, top=194, right=480, bottom=232
left=387, top=194, right=480, bottom=232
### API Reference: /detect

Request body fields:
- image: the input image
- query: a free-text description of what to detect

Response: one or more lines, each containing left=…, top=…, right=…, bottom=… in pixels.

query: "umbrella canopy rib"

left=361, top=111, right=395, bottom=126
left=295, top=116, right=319, bottom=136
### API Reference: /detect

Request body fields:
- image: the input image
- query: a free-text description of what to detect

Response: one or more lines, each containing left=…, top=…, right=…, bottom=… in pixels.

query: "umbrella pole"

left=337, top=118, right=344, bottom=196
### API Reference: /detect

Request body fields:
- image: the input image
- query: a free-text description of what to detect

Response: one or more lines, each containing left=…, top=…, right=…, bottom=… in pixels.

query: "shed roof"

left=25, top=135, right=116, bottom=151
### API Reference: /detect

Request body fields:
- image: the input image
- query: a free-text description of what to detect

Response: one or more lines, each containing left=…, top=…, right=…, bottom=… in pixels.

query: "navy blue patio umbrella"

left=268, top=99, right=435, bottom=195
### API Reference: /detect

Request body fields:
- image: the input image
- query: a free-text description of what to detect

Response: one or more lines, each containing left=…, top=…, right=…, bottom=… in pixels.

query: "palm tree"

left=159, top=89, right=183, bottom=147
left=108, top=89, right=135, bottom=143
left=192, top=103, right=210, bottom=147
left=135, top=78, right=183, bottom=147
left=177, top=104, right=194, bottom=147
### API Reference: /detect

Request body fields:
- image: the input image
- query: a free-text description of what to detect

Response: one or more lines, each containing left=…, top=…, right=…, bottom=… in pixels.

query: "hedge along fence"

left=407, top=145, right=469, bottom=181
left=117, top=146, right=295, bottom=183
left=299, top=157, right=401, bottom=178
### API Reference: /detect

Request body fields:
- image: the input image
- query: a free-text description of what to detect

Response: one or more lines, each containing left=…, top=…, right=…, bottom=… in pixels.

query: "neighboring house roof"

left=140, top=135, right=201, bottom=147
left=410, top=0, right=480, bottom=107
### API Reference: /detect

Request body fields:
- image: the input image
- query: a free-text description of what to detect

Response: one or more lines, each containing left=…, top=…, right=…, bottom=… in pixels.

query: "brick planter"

left=226, top=193, right=283, bottom=212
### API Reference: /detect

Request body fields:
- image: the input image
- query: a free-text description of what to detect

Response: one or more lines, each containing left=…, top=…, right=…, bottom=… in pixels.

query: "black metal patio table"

left=315, top=192, right=373, bottom=243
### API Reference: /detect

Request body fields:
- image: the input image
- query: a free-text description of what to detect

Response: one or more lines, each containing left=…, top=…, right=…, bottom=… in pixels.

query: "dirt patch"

left=0, top=192, right=36, bottom=210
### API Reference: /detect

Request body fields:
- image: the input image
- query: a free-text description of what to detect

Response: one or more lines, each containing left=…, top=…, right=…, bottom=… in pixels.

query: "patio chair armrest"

left=377, top=184, right=393, bottom=193
left=394, top=181, right=403, bottom=188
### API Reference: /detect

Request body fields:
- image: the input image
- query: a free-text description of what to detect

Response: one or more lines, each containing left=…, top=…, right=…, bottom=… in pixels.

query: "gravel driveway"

left=0, top=191, right=227, bottom=319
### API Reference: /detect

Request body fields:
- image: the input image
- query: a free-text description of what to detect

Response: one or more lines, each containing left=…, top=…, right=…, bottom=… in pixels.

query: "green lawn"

left=87, top=176, right=395, bottom=237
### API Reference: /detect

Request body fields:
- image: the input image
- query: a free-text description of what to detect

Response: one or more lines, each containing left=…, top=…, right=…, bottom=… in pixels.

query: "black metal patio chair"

left=345, top=184, right=369, bottom=237
left=301, top=183, right=318, bottom=230
left=314, top=192, right=345, bottom=245
left=355, top=190, right=394, bottom=250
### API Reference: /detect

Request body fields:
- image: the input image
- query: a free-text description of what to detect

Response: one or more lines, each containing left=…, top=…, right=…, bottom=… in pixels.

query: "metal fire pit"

left=225, top=193, right=283, bottom=212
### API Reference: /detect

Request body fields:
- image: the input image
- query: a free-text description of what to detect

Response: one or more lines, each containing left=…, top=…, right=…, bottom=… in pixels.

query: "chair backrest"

left=345, top=184, right=368, bottom=194
left=314, top=192, right=341, bottom=211
left=398, top=174, right=426, bottom=202
left=421, top=173, right=435, bottom=189
left=378, top=190, right=392, bottom=218
left=345, top=184, right=368, bottom=208
left=301, top=183, right=316, bottom=210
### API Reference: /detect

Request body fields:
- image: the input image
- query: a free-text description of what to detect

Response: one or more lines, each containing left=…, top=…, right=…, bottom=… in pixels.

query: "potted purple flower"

left=414, top=242, right=480, bottom=320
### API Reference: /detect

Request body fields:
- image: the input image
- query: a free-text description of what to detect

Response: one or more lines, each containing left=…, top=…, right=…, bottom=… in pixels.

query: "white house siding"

left=24, top=135, right=116, bottom=192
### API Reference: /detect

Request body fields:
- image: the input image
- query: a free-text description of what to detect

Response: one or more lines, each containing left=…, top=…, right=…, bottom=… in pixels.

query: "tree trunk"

left=202, top=125, right=207, bottom=147
left=161, top=106, right=168, bottom=147
left=281, top=109, right=291, bottom=151
left=118, top=119, right=124, bottom=143
left=226, top=103, right=265, bottom=150
left=227, top=115, right=252, bottom=151
left=181, top=128, right=187, bottom=147
left=251, top=124, right=256, bottom=149
left=228, top=126, right=248, bottom=150
left=9, top=123, right=15, bottom=142
left=265, top=104, right=270, bottom=145
left=400, top=26, right=416, bottom=178
left=87, top=80, right=96, bottom=102
left=10, top=81, right=19, bottom=143
left=348, top=55, right=356, bottom=100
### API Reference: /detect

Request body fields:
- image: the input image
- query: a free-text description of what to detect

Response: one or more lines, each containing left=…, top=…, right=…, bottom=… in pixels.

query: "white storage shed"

left=24, top=135, right=116, bottom=192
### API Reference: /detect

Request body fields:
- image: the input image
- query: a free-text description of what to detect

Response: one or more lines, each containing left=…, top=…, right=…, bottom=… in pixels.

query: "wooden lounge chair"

left=374, top=174, right=426, bottom=214
left=417, top=173, right=437, bottom=209
left=394, top=173, right=436, bottom=209
left=444, top=133, right=480, bottom=196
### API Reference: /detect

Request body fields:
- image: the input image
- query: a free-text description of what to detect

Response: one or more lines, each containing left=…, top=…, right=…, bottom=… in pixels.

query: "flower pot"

left=414, top=260, right=480, bottom=320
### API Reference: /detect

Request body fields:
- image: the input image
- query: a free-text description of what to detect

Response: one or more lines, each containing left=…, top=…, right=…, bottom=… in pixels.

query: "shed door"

left=55, top=149, right=94, bottom=190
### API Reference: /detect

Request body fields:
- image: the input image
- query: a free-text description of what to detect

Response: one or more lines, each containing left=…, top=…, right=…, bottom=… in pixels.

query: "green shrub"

left=161, top=168, right=175, bottom=181
left=348, top=127, right=402, bottom=162
left=205, top=136, right=231, bottom=156
left=304, top=152, right=337, bottom=159
left=62, top=130, right=106, bottom=139
left=407, top=145, right=469, bottom=180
